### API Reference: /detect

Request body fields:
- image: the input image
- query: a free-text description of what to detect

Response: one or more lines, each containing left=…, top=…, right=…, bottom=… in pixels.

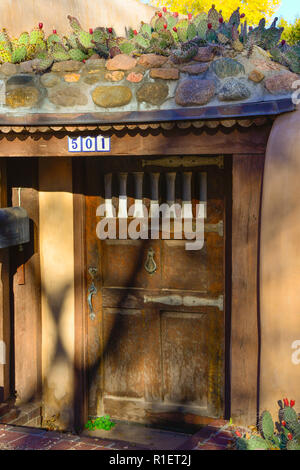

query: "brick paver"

left=0, top=420, right=235, bottom=450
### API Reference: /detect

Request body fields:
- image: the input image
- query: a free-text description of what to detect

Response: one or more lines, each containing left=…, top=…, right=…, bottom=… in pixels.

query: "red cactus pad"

left=38, top=23, right=43, bottom=29
left=219, top=17, right=224, bottom=23
left=240, top=13, right=245, bottom=18
left=163, top=7, right=167, bottom=13
left=158, top=12, right=163, bottom=18
left=133, top=30, right=138, bottom=35
left=174, top=12, right=179, bottom=17
left=82, top=59, right=86, bottom=63
left=283, top=398, right=289, bottom=407
left=52, top=29, right=57, bottom=34
left=108, top=28, right=113, bottom=34
left=290, top=399, right=295, bottom=407
left=163, top=23, right=167, bottom=29
left=249, top=26, right=253, bottom=31
left=288, top=433, right=293, bottom=441
left=208, top=23, right=213, bottom=29
left=173, top=26, right=177, bottom=32
left=235, top=431, right=242, bottom=438
left=282, top=420, right=286, bottom=427
left=188, top=13, right=193, bottom=20
left=281, top=39, right=286, bottom=45
left=89, top=28, right=93, bottom=34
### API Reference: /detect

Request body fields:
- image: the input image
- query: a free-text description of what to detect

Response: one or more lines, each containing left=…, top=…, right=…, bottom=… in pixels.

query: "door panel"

left=84, top=156, right=226, bottom=427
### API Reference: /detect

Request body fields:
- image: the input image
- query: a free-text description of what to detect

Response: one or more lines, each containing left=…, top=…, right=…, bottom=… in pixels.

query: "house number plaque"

left=68, top=136, right=111, bottom=153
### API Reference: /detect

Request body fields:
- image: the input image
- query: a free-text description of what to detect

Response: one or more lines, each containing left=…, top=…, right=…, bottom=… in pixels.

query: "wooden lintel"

left=0, top=125, right=271, bottom=158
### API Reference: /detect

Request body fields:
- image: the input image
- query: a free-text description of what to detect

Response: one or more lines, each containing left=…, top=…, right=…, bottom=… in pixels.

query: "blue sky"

left=276, top=0, right=299, bottom=22
left=141, top=0, right=299, bottom=22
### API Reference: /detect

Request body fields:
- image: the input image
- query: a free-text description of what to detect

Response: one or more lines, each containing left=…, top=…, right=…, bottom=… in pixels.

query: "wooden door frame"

left=72, top=125, right=268, bottom=430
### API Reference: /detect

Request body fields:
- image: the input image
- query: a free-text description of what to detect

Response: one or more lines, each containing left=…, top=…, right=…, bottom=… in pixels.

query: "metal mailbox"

left=0, top=207, right=30, bottom=249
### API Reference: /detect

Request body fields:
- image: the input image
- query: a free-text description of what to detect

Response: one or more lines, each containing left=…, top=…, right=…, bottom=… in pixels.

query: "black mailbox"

left=0, top=207, right=30, bottom=249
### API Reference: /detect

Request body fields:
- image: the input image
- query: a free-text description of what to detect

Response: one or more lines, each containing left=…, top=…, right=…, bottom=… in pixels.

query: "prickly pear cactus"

left=259, top=411, right=275, bottom=440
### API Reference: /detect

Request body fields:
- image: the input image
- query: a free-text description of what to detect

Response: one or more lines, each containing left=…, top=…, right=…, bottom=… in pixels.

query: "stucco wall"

left=39, top=158, right=75, bottom=430
left=0, top=0, right=155, bottom=37
left=260, top=105, right=300, bottom=419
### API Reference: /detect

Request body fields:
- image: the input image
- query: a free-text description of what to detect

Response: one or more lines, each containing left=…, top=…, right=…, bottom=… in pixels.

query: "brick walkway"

left=0, top=420, right=234, bottom=451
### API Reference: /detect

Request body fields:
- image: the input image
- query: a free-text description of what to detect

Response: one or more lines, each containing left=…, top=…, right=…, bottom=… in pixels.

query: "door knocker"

left=88, top=267, right=98, bottom=321
left=144, top=248, right=157, bottom=275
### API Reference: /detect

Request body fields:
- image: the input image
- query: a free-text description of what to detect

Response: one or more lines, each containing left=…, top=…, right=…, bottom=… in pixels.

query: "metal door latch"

left=144, top=248, right=157, bottom=275
left=88, top=267, right=98, bottom=321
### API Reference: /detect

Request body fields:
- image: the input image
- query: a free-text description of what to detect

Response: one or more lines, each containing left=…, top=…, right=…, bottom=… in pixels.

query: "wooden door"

left=84, top=155, right=226, bottom=428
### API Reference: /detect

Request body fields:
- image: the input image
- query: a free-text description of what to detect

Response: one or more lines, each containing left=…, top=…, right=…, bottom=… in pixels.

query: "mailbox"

left=0, top=207, right=30, bottom=249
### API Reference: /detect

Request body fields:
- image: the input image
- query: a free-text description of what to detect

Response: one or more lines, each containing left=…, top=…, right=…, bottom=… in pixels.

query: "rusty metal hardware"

left=88, top=267, right=98, bottom=321
left=144, top=248, right=157, bottom=275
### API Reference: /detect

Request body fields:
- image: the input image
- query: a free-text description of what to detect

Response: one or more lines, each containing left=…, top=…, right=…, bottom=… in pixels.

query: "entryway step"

left=83, top=421, right=192, bottom=450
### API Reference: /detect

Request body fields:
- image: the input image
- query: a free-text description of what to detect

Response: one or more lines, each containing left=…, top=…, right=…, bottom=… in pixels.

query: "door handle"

left=88, top=267, right=98, bottom=321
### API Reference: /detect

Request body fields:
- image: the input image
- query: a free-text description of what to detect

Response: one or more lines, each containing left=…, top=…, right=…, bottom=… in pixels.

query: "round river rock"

left=92, top=86, right=132, bottom=108
left=175, top=78, right=215, bottom=106
left=136, top=82, right=169, bottom=106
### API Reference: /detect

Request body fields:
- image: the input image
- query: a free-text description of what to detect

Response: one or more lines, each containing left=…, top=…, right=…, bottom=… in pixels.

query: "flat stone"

left=52, top=60, right=82, bottom=73
left=64, top=73, right=81, bottom=83
left=106, top=54, right=137, bottom=71
left=48, top=85, right=88, bottom=106
left=83, top=72, right=104, bottom=85
left=19, top=59, right=40, bottom=74
left=84, top=59, right=106, bottom=71
left=86, top=54, right=102, bottom=61
left=0, top=62, right=18, bottom=76
left=92, top=85, right=132, bottom=107
left=138, top=54, right=168, bottom=69
left=6, top=75, right=34, bottom=86
left=40, top=73, right=61, bottom=88
left=6, top=86, right=39, bottom=108
left=264, top=72, right=299, bottom=94
left=179, top=63, right=209, bottom=74
left=126, top=72, right=144, bottom=83
left=136, top=82, right=169, bottom=105
left=105, top=71, right=125, bottom=82
left=210, top=58, right=245, bottom=78
left=175, top=78, right=215, bottom=106
left=193, top=47, right=215, bottom=63
left=248, top=69, right=265, bottom=83
left=150, top=68, right=179, bottom=80
left=251, top=58, right=287, bottom=72
left=218, top=79, right=251, bottom=101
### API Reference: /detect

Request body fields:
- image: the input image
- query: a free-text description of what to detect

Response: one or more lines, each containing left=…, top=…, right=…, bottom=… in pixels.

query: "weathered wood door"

left=84, top=155, right=226, bottom=428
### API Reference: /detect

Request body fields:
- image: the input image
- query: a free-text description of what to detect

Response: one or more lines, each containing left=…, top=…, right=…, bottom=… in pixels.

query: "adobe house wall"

left=0, top=0, right=155, bottom=38
left=260, top=105, right=300, bottom=419
left=39, top=158, right=75, bottom=430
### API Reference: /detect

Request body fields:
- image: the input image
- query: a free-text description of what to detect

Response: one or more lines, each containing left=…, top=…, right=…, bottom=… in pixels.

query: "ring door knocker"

left=88, top=267, right=98, bottom=321
left=144, top=248, right=157, bottom=275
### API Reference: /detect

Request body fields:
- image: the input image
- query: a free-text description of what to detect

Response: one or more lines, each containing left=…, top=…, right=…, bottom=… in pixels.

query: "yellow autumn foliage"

left=150, top=0, right=282, bottom=26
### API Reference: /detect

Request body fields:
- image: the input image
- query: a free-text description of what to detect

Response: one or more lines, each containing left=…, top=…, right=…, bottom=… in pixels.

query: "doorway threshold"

left=82, top=421, right=192, bottom=450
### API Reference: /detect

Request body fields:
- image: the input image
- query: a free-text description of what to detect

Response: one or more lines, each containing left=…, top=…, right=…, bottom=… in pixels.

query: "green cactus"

left=29, top=29, right=44, bottom=45
left=187, top=23, right=197, bottom=41
left=197, top=19, right=209, bottom=39
left=208, top=5, right=220, bottom=30
left=206, top=28, right=218, bottom=44
left=119, top=40, right=136, bottom=55
left=67, top=15, right=82, bottom=34
left=69, top=48, right=87, bottom=61
left=171, top=43, right=198, bottom=64
left=47, top=33, right=62, bottom=48
left=78, top=30, right=93, bottom=50
left=51, top=43, right=70, bottom=61
left=18, top=32, right=30, bottom=46
left=177, top=19, right=189, bottom=42
left=165, top=14, right=177, bottom=31
left=11, top=45, right=27, bottom=63
left=259, top=411, right=275, bottom=440
left=287, top=439, right=300, bottom=450
left=155, top=16, right=167, bottom=33
left=193, top=12, right=208, bottom=28
left=135, top=33, right=150, bottom=50
left=140, top=22, right=151, bottom=37
left=228, top=7, right=241, bottom=28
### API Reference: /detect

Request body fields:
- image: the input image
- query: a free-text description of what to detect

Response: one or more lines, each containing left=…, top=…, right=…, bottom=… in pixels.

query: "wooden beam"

left=0, top=160, right=10, bottom=402
left=0, top=125, right=271, bottom=158
left=10, top=160, right=42, bottom=405
left=73, top=159, right=88, bottom=432
left=230, top=154, right=265, bottom=426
